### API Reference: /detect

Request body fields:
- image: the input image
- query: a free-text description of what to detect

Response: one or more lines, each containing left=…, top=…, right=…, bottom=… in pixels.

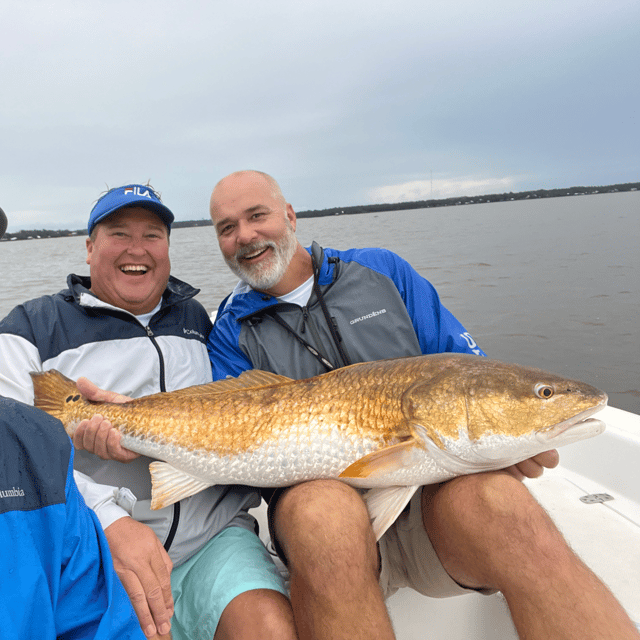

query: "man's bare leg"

left=422, top=472, right=640, bottom=640
left=274, top=480, right=395, bottom=640
left=214, top=589, right=296, bottom=639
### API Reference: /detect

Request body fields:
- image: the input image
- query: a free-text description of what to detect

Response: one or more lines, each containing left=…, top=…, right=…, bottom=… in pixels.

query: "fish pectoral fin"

left=363, top=485, right=420, bottom=541
left=338, top=440, right=420, bottom=479
left=167, top=370, right=293, bottom=398
left=149, top=462, right=213, bottom=510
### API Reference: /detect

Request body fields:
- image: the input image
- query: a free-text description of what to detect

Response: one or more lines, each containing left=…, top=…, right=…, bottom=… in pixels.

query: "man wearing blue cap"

left=0, top=185, right=295, bottom=640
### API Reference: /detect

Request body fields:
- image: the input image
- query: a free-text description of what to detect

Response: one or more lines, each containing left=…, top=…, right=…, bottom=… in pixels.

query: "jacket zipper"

left=145, top=325, right=167, bottom=392
left=144, top=324, right=179, bottom=550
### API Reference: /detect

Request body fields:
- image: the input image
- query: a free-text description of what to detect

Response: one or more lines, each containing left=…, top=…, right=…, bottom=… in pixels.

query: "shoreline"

left=2, top=181, right=638, bottom=242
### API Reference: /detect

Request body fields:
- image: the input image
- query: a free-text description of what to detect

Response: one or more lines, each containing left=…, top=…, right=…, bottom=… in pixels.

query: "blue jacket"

left=209, top=243, right=485, bottom=380
left=0, top=397, right=144, bottom=639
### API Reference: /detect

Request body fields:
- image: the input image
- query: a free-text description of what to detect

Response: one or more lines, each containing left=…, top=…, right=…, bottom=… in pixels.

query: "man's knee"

left=424, top=471, right=545, bottom=532
left=215, top=589, right=295, bottom=640
left=276, top=480, right=371, bottom=538
left=274, top=480, right=377, bottom=571
left=422, top=472, right=566, bottom=586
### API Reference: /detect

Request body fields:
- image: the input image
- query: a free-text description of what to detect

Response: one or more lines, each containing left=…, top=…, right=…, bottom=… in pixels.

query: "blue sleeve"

left=207, top=312, right=254, bottom=380
left=395, top=255, right=485, bottom=356
left=0, top=398, right=144, bottom=640
left=55, top=450, right=145, bottom=640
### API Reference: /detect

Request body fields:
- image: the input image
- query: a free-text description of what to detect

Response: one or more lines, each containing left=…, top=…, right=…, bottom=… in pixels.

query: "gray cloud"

left=0, top=0, right=638, bottom=231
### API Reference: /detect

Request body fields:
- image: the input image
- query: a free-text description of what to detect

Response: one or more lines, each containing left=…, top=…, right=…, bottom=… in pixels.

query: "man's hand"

left=73, top=377, right=139, bottom=462
left=105, top=517, right=174, bottom=638
left=504, top=449, right=560, bottom=481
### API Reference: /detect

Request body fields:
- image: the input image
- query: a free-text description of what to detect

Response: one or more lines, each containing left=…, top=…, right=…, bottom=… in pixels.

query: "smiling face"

left=85, top=207, right=171, bottom=315
left=210, top=171, right=310, bottom=296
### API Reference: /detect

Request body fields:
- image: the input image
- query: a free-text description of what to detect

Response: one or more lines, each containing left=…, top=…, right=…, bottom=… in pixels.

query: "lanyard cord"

left=266, top=312, right=336, bottom=371
left=262, top=252, right=351, bottom=373
left=310, top=253, right=352, bottom=368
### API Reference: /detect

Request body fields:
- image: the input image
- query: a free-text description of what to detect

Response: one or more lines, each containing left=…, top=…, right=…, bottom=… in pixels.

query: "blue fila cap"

left=88, top=184, right=175, bottom=235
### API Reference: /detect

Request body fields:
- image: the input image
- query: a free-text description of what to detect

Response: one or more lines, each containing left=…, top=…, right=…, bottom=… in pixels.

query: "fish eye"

left=534, top=383, right=554, bottom=399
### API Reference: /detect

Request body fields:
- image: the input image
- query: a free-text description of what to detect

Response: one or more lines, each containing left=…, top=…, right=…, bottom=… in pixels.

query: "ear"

left=286, top=203, right=297, bottom=231
left=85, top=237, right=93, bottom=265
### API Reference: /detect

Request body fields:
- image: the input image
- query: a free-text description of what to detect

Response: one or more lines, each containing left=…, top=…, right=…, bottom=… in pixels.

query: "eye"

left=534, top=383, right=554, bottom=399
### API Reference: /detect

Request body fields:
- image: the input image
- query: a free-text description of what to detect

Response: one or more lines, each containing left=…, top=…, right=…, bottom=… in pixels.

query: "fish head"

left=401, top=354, right=607, bottom=462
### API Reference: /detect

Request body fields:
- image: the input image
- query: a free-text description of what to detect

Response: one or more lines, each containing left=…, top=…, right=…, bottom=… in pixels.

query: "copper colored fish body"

left=31, top=354, right=607, bottom=539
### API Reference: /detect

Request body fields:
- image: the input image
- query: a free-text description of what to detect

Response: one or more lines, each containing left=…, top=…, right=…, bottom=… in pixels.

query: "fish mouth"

left=536, top=403, right=608, bottom=445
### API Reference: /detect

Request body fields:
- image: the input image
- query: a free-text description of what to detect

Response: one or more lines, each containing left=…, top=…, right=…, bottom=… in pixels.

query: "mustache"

left=234, top=241, right=276, bottom=261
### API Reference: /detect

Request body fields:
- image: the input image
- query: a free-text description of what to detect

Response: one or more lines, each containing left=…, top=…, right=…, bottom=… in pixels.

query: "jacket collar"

left=66, top=273, right=201, bottom=312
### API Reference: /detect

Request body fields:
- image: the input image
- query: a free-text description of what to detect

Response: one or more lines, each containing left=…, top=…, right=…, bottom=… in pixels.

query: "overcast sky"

left=1, top=0, right=638, bottom=231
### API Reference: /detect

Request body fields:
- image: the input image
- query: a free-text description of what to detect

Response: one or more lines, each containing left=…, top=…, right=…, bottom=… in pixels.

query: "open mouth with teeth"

left=120, top=265, right=149, bottom=275
left=239, top=246, right=271, bottom=262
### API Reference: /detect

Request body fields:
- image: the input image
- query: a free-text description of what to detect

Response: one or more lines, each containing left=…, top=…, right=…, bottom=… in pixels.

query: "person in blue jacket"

left=0, top=205, right=144, bottom=639
left=205, top=171, right=640, bottom=640
left=0, top=397, right=146, bottom=639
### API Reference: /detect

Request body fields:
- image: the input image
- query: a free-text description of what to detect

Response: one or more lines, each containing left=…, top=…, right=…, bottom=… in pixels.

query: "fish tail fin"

left=362, top=485, right=420, bottom=540
left=30, top=370, right=78, bottom=435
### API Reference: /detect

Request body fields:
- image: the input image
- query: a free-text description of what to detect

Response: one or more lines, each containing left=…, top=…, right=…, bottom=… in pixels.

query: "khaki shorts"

left=378, top=489, right=494, bottom=600
left=269, top=486, right=491, bottom=601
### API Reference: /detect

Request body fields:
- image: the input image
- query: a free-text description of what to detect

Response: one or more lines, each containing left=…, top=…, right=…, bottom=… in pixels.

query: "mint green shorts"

left=170, top=526, right=288, bottom=640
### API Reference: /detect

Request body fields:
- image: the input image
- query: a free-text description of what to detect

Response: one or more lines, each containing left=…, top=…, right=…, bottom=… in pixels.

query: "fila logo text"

left=124, top=187, right=152, bottom=198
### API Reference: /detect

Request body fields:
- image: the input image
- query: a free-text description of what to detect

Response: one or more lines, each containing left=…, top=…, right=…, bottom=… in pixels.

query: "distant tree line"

left=295, top=181, right=640, bottom=219
left=2, top=181, right=638, bottom=241
left=2, top=228, right=84, bottom=241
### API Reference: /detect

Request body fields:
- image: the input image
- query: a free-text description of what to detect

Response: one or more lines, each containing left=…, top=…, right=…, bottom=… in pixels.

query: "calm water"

left=1, top=191, right=638, bottom=413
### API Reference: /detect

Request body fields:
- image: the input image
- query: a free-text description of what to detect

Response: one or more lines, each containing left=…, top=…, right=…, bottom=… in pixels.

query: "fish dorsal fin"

left=164, top=370, right=294, bottom=398
left=338, top=439, right=421, bottom=479
left=235, top=370, right=293, bottom=387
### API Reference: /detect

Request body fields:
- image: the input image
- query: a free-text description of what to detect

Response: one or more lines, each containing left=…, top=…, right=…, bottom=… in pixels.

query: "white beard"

left=225, top=219, right=298, bottom=292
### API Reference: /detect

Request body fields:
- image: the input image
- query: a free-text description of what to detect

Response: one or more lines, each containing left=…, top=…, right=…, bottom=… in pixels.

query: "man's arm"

left=0, top=324, right=44, bottom=403
left=58, top=463, right=149, bottom=639
left=102, top=517, right=174, bottom=638
left=72, top=378, right=174, bottom=637
left=207, top=312, right=254, bottom=380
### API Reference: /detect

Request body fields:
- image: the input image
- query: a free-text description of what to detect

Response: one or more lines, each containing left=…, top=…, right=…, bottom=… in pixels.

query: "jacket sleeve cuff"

left=73, top=470, right=137, bottom=530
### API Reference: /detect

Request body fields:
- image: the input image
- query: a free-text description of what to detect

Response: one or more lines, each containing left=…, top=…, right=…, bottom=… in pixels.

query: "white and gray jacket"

left=0, top=274, right=259, bottom=566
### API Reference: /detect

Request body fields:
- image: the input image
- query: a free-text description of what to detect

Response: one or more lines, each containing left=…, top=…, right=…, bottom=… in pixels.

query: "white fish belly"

left=121, top=426, right=554, bottom=489
left=121, top=427, right=384, bottom=487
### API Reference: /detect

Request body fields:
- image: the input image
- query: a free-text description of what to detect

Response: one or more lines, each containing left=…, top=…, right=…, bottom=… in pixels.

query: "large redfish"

left=31, top=353, right=607, bottom=539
